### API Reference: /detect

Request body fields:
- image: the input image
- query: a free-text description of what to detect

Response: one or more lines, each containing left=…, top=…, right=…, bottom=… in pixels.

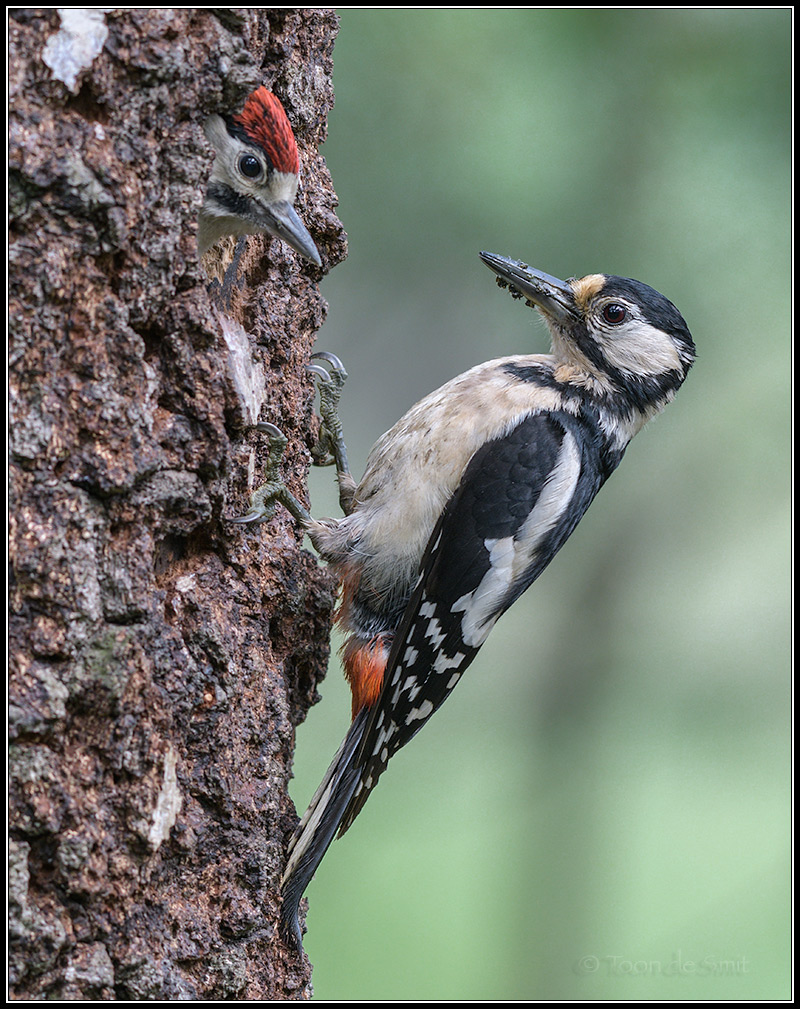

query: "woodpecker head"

left=198, top=87, right=322, bottom=266
left=480, top=251, right=695, bottom=414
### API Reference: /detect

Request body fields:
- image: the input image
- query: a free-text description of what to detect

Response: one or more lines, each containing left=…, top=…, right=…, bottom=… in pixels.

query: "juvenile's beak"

left=257, top=199, right=322, bottom=266
left=479, top=251, right=576, bottom=324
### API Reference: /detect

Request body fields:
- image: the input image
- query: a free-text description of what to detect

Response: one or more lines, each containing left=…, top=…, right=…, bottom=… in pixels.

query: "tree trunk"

left=9, top=8, right=346, bottom=999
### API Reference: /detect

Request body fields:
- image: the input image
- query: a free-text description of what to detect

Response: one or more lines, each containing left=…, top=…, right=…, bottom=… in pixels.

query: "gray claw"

left=229, top=506, right=274, bottom=526
left=253, top=421, right=286, bottom=442
left=228, top=422, right=310, bottom=528
left=306, top=363, right=332, bottom=382
left=310, top=351, right=347, bottom=376
left=307, top=352, right=348, bottom=394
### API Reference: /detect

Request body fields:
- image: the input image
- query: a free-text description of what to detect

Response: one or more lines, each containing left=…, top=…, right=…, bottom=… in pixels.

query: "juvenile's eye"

left=238, top=154, right=263, bottom=179
left=602, top=303, right=627, bottom=325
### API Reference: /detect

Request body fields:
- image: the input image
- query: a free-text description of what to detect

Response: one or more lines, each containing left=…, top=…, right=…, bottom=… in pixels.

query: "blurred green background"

left=293, top=9, right=791, bottom=1000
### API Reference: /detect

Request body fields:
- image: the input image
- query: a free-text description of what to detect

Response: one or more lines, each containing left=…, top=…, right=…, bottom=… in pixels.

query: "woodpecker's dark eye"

left=602, top=303, right=628, bottom=325
left=238, top=154, right=263, bottom=179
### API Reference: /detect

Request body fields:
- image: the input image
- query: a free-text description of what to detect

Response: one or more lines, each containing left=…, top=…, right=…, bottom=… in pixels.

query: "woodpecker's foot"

left=307, top=352, right=356, bottom=516
left=229, top=422, right=312, bottom=528
left=307, top=352, right=348, bottom=468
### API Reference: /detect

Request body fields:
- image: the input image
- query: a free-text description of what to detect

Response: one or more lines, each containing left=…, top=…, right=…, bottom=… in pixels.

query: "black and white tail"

left=279, top=707, right=370, bottom=949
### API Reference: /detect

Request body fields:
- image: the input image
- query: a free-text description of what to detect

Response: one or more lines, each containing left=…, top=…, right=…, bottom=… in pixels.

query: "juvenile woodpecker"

left=235, top=252, right=695, bottom=949
left=198, top=86, right=321, bottom=266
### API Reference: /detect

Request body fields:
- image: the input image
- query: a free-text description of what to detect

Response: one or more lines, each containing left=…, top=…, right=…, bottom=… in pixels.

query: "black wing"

left=339, top=408, right=607, bottom=833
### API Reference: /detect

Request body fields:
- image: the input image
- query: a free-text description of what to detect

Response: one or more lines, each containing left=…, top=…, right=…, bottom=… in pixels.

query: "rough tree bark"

left=9, top=9, right=346, bottom=1000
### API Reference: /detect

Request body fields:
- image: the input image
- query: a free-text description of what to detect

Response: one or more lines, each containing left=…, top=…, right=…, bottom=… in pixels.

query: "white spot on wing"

left=433, top=651, right=465, bottom=676
left=407, top=699, right=434, bottom=723
left=454, top=431, right=583, bottom=647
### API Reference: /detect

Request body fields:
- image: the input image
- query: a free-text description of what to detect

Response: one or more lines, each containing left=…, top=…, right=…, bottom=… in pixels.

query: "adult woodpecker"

left=234, top=252, right=696, bottom=949
left=198, top=86, right=321, bottom=266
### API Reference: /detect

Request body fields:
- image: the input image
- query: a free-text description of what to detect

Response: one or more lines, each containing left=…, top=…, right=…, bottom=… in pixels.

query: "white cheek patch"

left=598, top=319, right=683, bottom=377
left=265, top=169, right=299, bottom=203
left=452, top=431, right=582, bottom=648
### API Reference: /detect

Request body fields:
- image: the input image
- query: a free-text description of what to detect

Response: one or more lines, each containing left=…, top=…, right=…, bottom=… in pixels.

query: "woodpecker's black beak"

left=256, top=199, right=322, bottom=266
left=479, top=252, right=576, bottom=324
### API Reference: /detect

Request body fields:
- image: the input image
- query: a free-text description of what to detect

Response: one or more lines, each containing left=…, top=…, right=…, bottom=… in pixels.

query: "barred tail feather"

left=279, top=707, right=370, bottom=950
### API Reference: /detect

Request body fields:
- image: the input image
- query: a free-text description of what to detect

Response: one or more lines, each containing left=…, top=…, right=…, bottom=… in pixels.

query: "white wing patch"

left=453, top=431, right=582, bottom=647
left=407, top=699, right=435, bottom=723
